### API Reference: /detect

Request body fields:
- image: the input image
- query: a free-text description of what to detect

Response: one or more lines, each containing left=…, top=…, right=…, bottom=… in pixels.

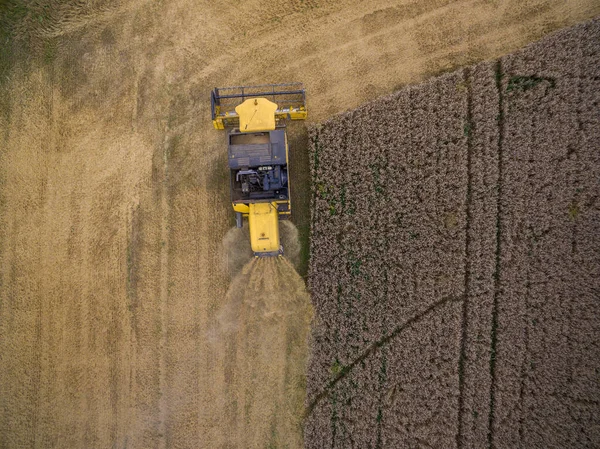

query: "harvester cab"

left=211, top=83, right=307, bottom=257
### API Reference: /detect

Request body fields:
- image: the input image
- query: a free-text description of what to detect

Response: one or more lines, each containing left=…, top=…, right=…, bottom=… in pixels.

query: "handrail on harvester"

left=211, top=82, right=307, bottom=129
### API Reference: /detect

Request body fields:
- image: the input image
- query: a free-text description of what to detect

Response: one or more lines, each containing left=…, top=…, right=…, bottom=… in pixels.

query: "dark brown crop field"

left=306, top=18, right=600, bottom=448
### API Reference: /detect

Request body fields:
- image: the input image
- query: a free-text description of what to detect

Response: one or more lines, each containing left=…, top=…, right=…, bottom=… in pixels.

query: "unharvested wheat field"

left=307, top=18, right=600, bottom=448
left=1, top=0, right=599, bottom=448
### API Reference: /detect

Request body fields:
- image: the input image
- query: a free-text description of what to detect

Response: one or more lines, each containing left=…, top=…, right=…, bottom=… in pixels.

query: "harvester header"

left=211, top=82, right=307, bottom=130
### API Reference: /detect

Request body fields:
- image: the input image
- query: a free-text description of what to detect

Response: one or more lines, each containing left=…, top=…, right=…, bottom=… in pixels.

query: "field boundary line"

left=303, top=294, right=464, bottom=422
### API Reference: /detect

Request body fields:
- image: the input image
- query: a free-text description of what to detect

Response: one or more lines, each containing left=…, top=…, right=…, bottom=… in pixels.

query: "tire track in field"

left=304, top=294, right=464, bottom=422
left=516, top=91, right=538, bottom=446
left=30, top=82, right=50, bottom=446
left=124, top=204, right=140, bottom=447
left=158, top=130, right=170, bottom=449
left=453, top=60, right=501, bottom=448
left=488, top=59, right=505, bottom=448
left=456, top=66, right=474, bottom=448
left=31, top=66, right=55, bottom=448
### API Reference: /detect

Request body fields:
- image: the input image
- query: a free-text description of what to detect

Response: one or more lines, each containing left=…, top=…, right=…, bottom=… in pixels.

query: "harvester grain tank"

left=211, top=83, right=307, bottom=257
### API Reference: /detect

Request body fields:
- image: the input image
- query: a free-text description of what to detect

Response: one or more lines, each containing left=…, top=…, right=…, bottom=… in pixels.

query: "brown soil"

left=0, top=0, right=599, bottom=447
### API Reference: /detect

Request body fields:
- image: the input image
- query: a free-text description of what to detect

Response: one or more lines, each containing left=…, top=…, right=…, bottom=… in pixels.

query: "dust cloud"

left=279, top=220, right=302, bottom=269
left=213, top=224, right=313, bottom=448
left=222, top=226, right=254, bottom=277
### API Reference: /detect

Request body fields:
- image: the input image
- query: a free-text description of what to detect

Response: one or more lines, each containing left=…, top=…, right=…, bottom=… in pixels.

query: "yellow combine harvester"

left=211, top=83, right=307, bottom=257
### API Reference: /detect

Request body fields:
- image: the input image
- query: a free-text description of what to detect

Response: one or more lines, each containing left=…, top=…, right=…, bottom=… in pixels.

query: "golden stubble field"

left=0, top=0, right=599, bottom=447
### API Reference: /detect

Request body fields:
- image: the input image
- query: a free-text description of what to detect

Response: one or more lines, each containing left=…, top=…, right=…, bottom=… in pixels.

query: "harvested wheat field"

left=306, top=18, right=600, bottom=448
left=1, top=0, right=600, bottom=447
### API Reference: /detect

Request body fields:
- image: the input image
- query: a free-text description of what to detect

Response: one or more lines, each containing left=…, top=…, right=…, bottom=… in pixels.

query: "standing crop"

left=306, top=17, right=600, bottom=448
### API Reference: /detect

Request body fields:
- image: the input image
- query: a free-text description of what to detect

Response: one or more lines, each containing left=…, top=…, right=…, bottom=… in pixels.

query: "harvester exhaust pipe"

left=235, top=212, right=243, bottom=228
